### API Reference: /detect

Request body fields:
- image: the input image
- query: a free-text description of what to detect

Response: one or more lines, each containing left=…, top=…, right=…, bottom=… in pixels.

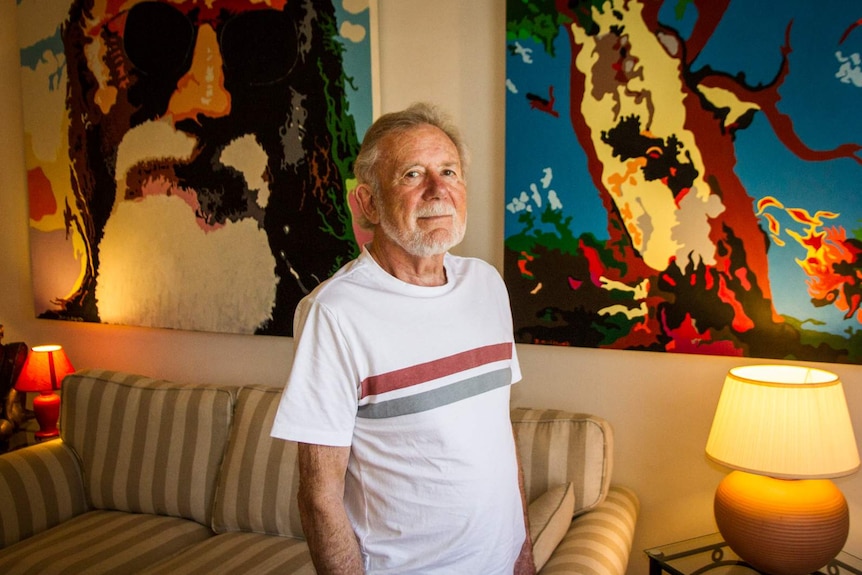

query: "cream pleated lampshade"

left=706, top=364, right=859, bottom=479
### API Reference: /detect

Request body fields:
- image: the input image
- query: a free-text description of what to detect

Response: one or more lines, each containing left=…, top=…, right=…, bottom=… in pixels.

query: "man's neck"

left=367, top=240, right=448, bottom=287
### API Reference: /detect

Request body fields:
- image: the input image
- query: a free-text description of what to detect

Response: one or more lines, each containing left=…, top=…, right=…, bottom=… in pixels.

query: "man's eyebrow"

left=392, top=156, right=461, bottom=173
left=400, top=165, right=460, bottom=176
left=392, top=161, right=421, bottom=174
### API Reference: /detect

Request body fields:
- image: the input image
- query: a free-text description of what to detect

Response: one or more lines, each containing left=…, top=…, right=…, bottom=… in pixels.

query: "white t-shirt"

left=271, top=248, right=525, bottom=575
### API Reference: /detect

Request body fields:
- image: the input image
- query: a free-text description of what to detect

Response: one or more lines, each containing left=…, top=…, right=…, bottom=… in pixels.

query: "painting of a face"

left=24, top=0, right=371, bottom=335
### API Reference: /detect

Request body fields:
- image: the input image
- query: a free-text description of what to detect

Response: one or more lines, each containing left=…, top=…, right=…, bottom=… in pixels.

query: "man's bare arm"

left=297, top=442, right=364, bottom=575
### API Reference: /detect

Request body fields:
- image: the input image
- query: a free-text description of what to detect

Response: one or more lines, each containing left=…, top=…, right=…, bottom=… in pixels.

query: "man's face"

left=79, top=0, right=292, bottom=226
left=62, top=0, right=359, bottom=334
left=372, top=124, right=467, bottom=258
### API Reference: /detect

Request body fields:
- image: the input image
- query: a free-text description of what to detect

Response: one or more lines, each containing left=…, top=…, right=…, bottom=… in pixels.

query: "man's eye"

left=123, top=2, right=196, bottom=76
left=221, top=9, right=298, bottom=85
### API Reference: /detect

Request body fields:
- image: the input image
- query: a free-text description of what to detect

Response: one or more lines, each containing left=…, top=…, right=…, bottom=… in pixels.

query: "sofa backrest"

left=212, top=385, right=303, bottom=538
left=511, top=407, right=613, bottom=516
left=59, top=370, right=612, bottom=536
left=60, top=369, right=235, bottom=527
left=211, top=395, right=614, bottom=536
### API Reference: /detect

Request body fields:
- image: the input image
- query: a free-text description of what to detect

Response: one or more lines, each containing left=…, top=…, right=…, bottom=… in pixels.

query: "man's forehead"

left=386, top=126, right=461, bottom=167
left=91, top=0, right=288, bottom=20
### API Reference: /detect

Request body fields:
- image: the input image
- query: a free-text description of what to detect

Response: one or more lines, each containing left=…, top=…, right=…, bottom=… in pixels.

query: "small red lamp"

left=14, top=344, right=74, bottom=439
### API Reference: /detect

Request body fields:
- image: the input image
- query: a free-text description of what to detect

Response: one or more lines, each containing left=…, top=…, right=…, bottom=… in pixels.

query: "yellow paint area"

left=569, top=1, right=723, bottom=272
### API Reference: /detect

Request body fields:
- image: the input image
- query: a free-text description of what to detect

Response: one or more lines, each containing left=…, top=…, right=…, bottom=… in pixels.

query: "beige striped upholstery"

left=0, top=510, right=213, bottom=574
left=530, top=482, right=576, bottom=571
left=512, top=408, right=613, bottom=515
left=0, top=373, right=637, bottom=574
left=212, top=386, right=303, bottom=538
left=538, top=485, right=639, bottom=575
left=61, top=369, right=235, bottom=526
left=0, top=438, right=87, bottom=548
left=139, top=532, right=315, bottom=574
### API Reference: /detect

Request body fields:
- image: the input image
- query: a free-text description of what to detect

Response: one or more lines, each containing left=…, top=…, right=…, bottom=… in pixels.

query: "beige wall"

left=1, top=1, right=861, bottom=572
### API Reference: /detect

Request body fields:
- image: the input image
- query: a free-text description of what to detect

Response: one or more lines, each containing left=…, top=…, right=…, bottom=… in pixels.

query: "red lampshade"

left=14, top=345, right=74, bottom=439
left=15, top=345, right=74, bottom=393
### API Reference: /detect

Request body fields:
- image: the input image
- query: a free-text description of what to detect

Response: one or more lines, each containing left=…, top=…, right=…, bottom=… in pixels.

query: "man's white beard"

left=96, top=194, right=277, bottom=333
left=379, top=204, right=466, bottom=257
left=95, top=119, right=277, bottom=333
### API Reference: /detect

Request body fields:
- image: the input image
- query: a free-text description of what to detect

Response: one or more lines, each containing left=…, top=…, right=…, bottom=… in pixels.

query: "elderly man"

left=272, top=103, right=534, bottom=574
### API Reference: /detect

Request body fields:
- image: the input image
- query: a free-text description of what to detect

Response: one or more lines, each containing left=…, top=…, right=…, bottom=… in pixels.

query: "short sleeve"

left=270, top=298, right=360, bottom=446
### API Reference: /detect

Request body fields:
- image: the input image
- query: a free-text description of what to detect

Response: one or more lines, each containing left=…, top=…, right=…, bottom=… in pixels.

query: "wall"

left=1, top=1, right=861, bottom=572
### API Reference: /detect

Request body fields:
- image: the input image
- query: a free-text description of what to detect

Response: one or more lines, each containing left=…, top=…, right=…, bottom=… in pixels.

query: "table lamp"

left=14, top=344, right=74, bottom=439
left=705, top=364, right=860, bottom=575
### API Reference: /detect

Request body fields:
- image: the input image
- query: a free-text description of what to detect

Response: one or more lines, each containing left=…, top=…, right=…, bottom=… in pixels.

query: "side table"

left=0, top=418, right=45, bottom=454
left=645, top=533, right=862, bottom=575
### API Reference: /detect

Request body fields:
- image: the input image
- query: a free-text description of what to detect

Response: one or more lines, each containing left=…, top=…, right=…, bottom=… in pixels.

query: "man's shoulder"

left=446, top=253, right=504, bottom=282
left=447, top=252, right=495, bottom=270
left=300, top=253, right=377, bottom=304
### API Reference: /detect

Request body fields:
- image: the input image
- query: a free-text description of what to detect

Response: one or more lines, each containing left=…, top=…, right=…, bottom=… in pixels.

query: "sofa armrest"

left=0, top=438, right=88, bottom=548
left=538, top=485, right=639, bottom=575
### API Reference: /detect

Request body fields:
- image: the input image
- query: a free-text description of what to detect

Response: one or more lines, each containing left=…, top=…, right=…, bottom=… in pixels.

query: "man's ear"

left=355, top=184, right=380, bottom=226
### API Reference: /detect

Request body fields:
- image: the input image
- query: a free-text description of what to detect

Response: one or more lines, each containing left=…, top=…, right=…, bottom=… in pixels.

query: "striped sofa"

left=0, top=369, right=637, bottom=574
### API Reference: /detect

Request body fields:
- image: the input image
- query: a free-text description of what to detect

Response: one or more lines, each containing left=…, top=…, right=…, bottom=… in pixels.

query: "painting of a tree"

left=505, top=0, right=862, bottom=362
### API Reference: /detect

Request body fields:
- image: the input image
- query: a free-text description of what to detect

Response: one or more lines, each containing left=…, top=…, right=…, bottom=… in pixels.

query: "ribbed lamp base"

left=33, top=392, right=61, bottom=438
left=715, top=471, right=849, bottom=575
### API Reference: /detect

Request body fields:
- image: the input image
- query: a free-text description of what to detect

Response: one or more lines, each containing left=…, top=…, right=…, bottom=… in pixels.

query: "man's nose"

left=166, top=24, right=231, bottom=123
left=424, top=172, right=448, bottom=199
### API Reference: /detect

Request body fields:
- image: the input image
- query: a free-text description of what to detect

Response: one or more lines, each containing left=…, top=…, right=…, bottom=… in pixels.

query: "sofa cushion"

left=538, top=485, right=639, bottom=575
left=511, top=408, right=612, bottom=515
left=212, top=385, right=303, bottom=538
left=60, top=369, right=235, bottom=526
left=529, top=482, right=575, bottom=571
left=139, top=531, right=314, bottom=574
left=0, top=509, right=213, bottom=574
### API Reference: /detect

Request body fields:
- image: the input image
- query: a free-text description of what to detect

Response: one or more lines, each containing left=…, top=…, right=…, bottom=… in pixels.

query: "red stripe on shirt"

left=359, top=342, right=513, bottom=399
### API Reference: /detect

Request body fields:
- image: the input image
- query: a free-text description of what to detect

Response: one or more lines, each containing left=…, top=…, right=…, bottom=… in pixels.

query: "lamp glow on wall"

left=706, top=364, right=860, bottom=575
left=14, top=344, right=74, bottom=439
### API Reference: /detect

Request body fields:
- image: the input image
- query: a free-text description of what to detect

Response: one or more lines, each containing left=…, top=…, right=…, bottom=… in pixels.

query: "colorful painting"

left=19, top=0, right=377, bottom=336
left=504, top=1, right=862, bottom=363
